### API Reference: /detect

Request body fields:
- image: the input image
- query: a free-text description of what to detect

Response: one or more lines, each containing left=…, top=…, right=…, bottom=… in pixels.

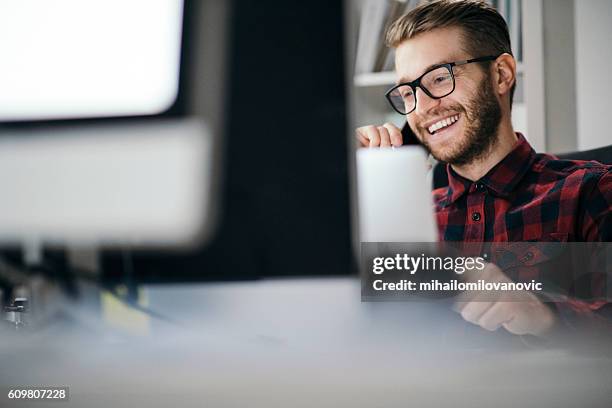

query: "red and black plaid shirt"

left=433, top=134, right=612, bottom=316
left=433, top=133, right=611, bottom=243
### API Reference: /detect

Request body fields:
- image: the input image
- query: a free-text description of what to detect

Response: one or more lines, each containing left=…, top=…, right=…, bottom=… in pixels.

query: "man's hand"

left=453, top=263, right=556, bottom=337
left=355, top=123, right=403, bottom=148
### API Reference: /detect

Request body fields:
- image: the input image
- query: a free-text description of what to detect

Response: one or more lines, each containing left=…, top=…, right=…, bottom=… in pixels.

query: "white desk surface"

left=3, top=278, right=612, bottom=408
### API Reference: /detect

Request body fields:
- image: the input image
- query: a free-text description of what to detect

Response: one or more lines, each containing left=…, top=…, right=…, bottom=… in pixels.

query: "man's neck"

left=451, top=120, right=518, bottom=181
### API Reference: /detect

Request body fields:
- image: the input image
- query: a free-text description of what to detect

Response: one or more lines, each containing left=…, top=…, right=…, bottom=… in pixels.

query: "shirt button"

left=475, top=183, right=485, bottom=191
left=471, top=212, right=481, bottom=222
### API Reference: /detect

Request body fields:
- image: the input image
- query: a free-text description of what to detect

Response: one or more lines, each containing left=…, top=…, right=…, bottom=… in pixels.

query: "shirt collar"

left=443, top=133, right=536, bottom=206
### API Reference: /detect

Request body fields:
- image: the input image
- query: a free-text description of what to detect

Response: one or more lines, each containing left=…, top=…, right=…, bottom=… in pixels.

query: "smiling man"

left=356, top=0, right=612, bottom=336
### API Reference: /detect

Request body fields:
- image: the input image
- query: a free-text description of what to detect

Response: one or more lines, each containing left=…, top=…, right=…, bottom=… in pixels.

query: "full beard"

left=415, top=78, right=502, bottom=166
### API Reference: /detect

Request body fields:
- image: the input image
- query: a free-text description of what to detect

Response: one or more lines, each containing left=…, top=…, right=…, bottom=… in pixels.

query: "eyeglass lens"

left=388, top=66, right=454, bottom=114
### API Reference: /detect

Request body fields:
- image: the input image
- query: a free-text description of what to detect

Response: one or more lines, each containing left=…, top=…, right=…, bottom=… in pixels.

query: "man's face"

left=395, top=27, right=501, bottom=165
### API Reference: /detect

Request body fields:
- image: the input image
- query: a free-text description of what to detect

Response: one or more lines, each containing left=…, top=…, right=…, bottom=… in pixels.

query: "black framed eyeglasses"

left=384, top=55, right=498, bottom=115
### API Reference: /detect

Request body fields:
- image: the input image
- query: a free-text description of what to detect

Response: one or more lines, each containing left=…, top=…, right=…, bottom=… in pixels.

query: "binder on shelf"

left=355, top=0, right=421, bottom=74
left=374, top=0, right=408, bottom=72
left=511, top=0, right=522, bottom=62
left=355, top=0, right=389, bottom=74
left=491, top=0, right=522, bottom=62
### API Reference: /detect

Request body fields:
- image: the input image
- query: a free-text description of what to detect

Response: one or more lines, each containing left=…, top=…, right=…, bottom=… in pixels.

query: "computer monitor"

left=0, top=0, right=355, bottom=284
left=0, top=0, right=229, bottom=256
left=103, top=0, right=356, bottom=283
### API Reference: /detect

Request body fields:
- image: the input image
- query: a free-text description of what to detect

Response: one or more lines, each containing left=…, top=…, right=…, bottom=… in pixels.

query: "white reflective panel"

left=0, top=0, right=184, bottom=121
left=0, top=119, right=212, bottom=248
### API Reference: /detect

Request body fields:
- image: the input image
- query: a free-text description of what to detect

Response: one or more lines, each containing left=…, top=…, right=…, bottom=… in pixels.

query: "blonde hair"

left=386, top=0, right=515, bottom=104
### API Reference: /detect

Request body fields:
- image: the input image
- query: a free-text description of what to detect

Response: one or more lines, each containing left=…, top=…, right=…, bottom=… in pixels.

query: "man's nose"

left=414, top=87, right=440, bottom=116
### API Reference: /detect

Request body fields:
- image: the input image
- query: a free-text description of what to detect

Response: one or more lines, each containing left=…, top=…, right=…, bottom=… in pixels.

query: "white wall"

left=574, top=0, right=612, bottom=150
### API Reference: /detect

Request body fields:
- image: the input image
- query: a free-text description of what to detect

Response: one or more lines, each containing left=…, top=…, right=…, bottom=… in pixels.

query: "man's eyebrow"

left=396, top=56, right=463, bottom=85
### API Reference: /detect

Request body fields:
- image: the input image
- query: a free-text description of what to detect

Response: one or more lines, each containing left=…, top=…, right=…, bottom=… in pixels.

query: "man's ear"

left=493, top=53, right=516, bottom=99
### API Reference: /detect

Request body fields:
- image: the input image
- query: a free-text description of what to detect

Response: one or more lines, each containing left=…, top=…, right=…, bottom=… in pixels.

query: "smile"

left=427, top=114, right=460, bottom=135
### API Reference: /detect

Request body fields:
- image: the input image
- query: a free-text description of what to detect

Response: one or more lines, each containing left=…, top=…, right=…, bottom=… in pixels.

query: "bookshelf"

left=352, top=0, right=546, bottom=152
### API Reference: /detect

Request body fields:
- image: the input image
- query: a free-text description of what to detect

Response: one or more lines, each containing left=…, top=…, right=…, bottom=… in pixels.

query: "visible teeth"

left=428, top=114, right=459, bottom=134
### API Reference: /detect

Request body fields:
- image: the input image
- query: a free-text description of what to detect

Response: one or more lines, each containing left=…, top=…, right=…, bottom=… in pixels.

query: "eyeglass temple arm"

left=453, top=56, right=498, bottom=67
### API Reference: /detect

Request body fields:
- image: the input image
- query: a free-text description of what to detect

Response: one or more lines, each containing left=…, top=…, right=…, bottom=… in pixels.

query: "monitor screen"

left=0, top=0, right=225, bottom=252
left=0, top=0, right=184, bottom=121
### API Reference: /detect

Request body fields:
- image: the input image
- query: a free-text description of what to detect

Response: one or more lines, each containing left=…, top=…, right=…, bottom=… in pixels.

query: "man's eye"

left=400, top=90, right=413, bottom=98
left=434, top=75, right=450, bottom=83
